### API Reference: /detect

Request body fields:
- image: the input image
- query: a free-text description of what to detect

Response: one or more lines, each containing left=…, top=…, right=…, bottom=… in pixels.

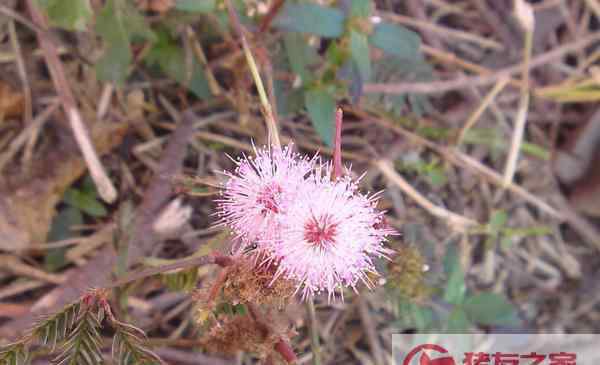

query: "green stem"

left=307, top=298, right=322, bottom=365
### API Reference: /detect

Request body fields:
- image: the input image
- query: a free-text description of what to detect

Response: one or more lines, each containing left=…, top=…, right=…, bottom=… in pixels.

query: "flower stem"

left=332, top=107, right=344, bottom=180
left=307, top=298, right=322, bottom=365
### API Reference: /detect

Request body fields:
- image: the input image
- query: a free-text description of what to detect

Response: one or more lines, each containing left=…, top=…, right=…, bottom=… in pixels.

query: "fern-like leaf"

left=53, top=311, right=103, bottom=365
left=31, top=301, right=81, bottom=351
left=112, top=321, right=163, bottom=365
left=0, top=342, right=30, bottom=365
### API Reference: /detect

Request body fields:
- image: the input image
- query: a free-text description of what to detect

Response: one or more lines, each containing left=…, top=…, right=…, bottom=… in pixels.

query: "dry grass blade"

left=224, top=0, right=281, bottom=149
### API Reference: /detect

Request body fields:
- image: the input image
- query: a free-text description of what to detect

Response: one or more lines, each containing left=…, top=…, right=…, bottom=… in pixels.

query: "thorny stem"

left=332, top=107, right=344, bottom=180
left=224, top=0, right=281, bottom=149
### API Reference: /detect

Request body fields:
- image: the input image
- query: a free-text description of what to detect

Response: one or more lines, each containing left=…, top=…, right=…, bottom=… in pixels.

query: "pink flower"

left=267, top=170, right=393, bottom=301
left=216, top=144, right=316, bottom=251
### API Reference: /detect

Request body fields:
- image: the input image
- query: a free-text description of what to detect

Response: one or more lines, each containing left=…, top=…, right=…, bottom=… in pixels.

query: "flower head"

left=216, top=144, right=315, bottom=250
left=266, top=170, right=393, bottom=301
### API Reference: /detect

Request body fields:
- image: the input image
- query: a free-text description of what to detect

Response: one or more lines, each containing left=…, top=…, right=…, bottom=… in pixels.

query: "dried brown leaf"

left=0, top=116, right=129, bottom=251
left=0, top=81, right=24, bottom=119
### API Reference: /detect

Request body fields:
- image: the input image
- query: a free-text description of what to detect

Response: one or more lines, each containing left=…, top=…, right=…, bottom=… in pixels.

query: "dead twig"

left=26, top=0, right=117, bottom=203
left=7, top=20, right=34, bottom=167
left=0, top=254, right=65, bottom=285
left=375, top=159, right=479, bottom=233
left=503, top=0, right=535, bottom=187
left=378, top=10, right=504, bottom=50
left=0, top=99, right=59, bottom=172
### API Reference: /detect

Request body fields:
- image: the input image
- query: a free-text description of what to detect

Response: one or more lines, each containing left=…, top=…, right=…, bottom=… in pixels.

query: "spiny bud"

left=386, top=245, right=431, bottom=301
left=199, top=315, right=279, bottom=359
left=222, top=255, right=296, bottom=307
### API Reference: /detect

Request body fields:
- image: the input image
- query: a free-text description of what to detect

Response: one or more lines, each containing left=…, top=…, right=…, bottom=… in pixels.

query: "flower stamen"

left=303, top=214, right=338, bottom=248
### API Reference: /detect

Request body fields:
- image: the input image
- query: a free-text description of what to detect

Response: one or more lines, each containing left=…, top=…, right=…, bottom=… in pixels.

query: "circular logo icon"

left=402, top=344, right=456, bottom=365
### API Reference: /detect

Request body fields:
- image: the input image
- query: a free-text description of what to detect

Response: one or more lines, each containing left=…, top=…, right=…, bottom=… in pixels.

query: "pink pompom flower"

left=215, top=144, right=316, bottom=251
left=266, top=169, right=394, bottom=301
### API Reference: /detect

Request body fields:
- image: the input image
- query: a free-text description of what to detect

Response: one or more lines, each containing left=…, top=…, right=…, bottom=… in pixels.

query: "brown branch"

left=108, top=255, right=219, bottom=289
left=125, top=110, right=196, bottom=267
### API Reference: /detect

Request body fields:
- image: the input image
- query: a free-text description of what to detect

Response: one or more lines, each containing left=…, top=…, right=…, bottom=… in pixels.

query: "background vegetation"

left=0, top=0, right=599, bottom=364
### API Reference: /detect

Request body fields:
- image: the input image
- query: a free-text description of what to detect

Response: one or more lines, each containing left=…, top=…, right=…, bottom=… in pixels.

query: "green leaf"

left=95, top=0, right=155, bottom=84
left=45, top=0, right=92, bottom=31
left=274, top=79, right=304, bottom=117
left=488, top=210, right=508, bottom=234
left=350, top=30, right=371, bottom=82
left=446, top=307, right=472, bottom=332
left=305, top=87, right=336, bottom=147
left=63, top=189, right=107, bottom=218
left=394, top=300, right=435, bottom=330
left=146, top=31, right=211, bottom=99
left=97, top=0, right=155, bottom=42
left=175, top=0, right=215, bottom=12
left=350, top=0, right=371, bottom=17
left=274, top=3, right=346, bottom=38
left=443, top=247, right=466, bottom=305
left=284, top=33, right=320, bottom=85
left=96, top=42, right=132, bottom=86
left=45, top=206, right=84, bottom=271
left=369, top=22, right=421, bottom=60
left=463, top=292, right=520, bottom=326
left=233, top=303, right=248, bottom=316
